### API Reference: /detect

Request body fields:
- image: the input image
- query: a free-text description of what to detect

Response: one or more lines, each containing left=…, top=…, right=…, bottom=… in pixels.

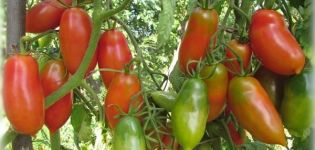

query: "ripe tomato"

left=112, top=116, right=146, bottom=150
left=3, top=55, right=44, bottom=135
left=41, top=60, right=73, bottom=134
left=26, top=0, right=72, bottom=33
left=224, top=40, right=251, bottom=76
left=59, top=8, right=97, bottom=75
left=178, top=8, right=218, bottom=73
left=280, top=69, right=315, bottom=134
left=104, top=74, right=142, bottom=129
left=159, top=133, right=179, bottom=150
left=225, top=107, right=245, bottom=146
left=171, top=78, right=209, bottom=150
left=250, top=9, right=305, bottom=75
left=227, top=76, right=286, bottom=146
left=97, top=29, right=132, bottom=88
left=200, top=63, right=228, bottom=122
left=227, top=121, right=245, bottom=146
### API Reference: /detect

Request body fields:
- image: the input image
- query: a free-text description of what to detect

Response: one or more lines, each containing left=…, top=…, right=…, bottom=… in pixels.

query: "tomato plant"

left=97, top=29, right=132, bottom=88
left=104, top=73, right=142, bottom=129
left=227, top=76, right=286, bottom=146
left=59, top=7, right=97, bottom=75
left=26, top=0, right=72, bottom=33
left=250, top=9, right=305, bottom=75
left=3, top=55, right=45, bottom=135
left=41, top=60, right=73, bottom=134
left=171, top=78, right=209, bottom=150
left=178, top=8, right=218, bottom=73
left=200, top=63, right=228, bottom=122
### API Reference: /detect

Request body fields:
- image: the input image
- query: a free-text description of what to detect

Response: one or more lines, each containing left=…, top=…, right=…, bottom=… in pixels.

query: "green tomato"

left=171, top=78, right=209, bottom=150
left=150, top=91, right=177, bottom=111
left=112, top=116, right=146, bottom=150
left=280, top=69, right=315, bottom=134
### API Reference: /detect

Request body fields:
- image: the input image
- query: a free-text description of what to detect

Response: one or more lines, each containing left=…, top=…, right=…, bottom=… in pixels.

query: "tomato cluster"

left=3, top=0, right=313, bottom=149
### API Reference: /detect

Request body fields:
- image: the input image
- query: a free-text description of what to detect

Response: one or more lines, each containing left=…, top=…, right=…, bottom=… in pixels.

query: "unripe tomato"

left=41, top=60, right=73, bottom=134
left=59, top=8, right=97, bottom=75
left=171, top=78, right=209, bottom=150
left=104, top=74, right=142, bottom=129
left=280, top=69, right=315, bottom=134
left=200, top=64, right=228, bottom=122
left=224, top=40, right=251, bottom=76
left=26, top=0, right=72, bottom=33
left=150, top=91, right=177, bottom=111
left=97, top=29, right=132, bottom=88
left=250, top=9, right=305, bottom=75
left=3, top=55, right=45, bottom=135
left=178, top=8, right=218, bottom=73
left=112, top=116, right=146, bottom=150
left=227, top=76, right=286, bottom=146
left=255, top=67, right=284, bottom=109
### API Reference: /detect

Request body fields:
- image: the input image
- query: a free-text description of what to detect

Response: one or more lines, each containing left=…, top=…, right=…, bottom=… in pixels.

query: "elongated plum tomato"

left=41, top=60, right=73, bottom=134
left=224, top=40, right=251, bottom=76
left=97, top=29, right=132, bottom=88
left=3, top=55, right=44, bottom=135
left=59, top=8, right=97, bottom=76
left=112, top=116, right=146, bottom=150
left=200, top=63, right=228, bottom=122
left=26, top=0, right=72, bottom=33
left=228, top=76, right=286, bottom=146
left=250, top=9, right=305, bottom=75
left=104, top=74, right=142, bottom=129
left=172, top=78, right=209, bottom=150
left=178, top=8, right=218, bottom=73
left=281, top=69, right=315, bottom=134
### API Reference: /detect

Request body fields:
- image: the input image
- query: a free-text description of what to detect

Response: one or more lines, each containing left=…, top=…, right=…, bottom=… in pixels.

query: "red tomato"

left=26, top=0, right=72, bottom=33
left=250, top=9, right=305, bottom=75
left=227, top=121, right=245, bottom=146
left=3, top=55, right=44, bottom=135
left=59, top=8, right=97, bottom=76
left=178, top=8, right=218, bottom=73
left=41, top=60, right=73, bottom=134
left=227, top=76, right=286, bottom=146
left=104, top=74, right=142, bottom=129
left=97, top=29, right=132, bottom=88
left=224, top=40, right=251, bottom=76
left=200, top=63, right=228, bottom=122
left=159, top=134, right=179, bottom=150
left=225, top=107, right=245, bottom=146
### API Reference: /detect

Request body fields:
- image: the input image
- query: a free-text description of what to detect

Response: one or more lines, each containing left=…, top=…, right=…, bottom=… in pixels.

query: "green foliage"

left=71, top=103, right=93, bottom=143
left=293, top=0, right=313, bottom=64
left=157, top=0, right=175, bottom=48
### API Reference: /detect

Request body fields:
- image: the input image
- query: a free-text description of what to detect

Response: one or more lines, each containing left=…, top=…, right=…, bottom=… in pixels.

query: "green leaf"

left=71, top=103, right=92, bottom=143
left=289, top=0, right=305, bottom=9
left=157, top=0, right=175, bottom=48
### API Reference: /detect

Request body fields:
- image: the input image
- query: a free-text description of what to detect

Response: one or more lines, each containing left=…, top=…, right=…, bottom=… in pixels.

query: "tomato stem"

left=50, top=130, right=60, bottom=150
left=80, top=80, right=104, bottom=121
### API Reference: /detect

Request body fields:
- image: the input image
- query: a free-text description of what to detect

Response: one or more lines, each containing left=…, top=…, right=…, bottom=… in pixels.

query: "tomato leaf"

left=157, top=0, right=175, bottom=48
